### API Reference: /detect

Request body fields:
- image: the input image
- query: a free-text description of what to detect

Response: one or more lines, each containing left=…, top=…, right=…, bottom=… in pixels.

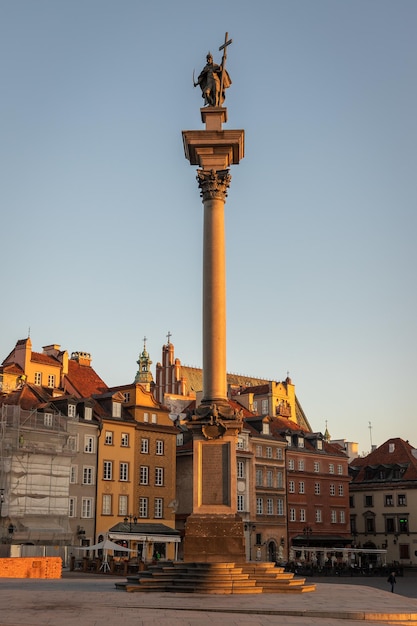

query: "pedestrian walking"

left=387, top=571, right=397, bottom=593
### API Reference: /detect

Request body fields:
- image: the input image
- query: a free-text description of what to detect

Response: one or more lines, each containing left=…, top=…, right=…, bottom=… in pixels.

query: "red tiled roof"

left=64, top=360, right=108, bottom=398
left=0, top=363, right=24, bottom=375
left=350, top=438, right=417, bottom=482
left=30, top=351, right=60, bottom=366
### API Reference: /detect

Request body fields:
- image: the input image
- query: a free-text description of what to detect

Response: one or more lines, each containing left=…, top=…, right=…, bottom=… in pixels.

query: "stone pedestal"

left=184, top=514, right=245, bottom=563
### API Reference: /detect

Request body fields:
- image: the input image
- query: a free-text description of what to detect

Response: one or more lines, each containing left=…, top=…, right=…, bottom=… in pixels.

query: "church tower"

left=134, top=338, right=153, bottom=391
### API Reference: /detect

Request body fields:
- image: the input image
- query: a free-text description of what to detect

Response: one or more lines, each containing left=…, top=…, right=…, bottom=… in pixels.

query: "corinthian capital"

left=197, top=169, right=232, bottom=202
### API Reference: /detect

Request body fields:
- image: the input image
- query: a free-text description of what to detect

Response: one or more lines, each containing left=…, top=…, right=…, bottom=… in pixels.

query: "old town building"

left=349, top=438, right=417, bottom=567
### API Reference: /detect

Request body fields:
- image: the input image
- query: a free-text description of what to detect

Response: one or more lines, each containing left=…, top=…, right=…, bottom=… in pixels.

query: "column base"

left=184, top=514, right=246, bottom=563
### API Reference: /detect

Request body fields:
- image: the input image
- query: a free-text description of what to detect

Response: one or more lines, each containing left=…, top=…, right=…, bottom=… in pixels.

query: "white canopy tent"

left=75, top=538, right=133, bottom=572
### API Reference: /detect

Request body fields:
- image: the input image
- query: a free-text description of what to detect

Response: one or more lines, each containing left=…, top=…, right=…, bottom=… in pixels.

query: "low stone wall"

left=0, top=557, right=62, bottom=578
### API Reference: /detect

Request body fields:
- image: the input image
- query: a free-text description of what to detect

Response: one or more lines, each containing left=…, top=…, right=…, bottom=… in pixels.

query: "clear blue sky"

left=1, top=0, right=416, bottom=455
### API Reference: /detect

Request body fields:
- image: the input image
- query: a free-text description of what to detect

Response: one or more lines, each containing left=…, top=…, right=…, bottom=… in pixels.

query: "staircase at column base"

left=118, top=561, right=316, bottom=594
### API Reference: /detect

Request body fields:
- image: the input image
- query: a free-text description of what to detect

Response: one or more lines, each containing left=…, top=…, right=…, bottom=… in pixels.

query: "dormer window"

left=317, top=439, right=323, bottom=450
left=262, top=421, right=270, bottom=435
left=286, top=435, right=292, bottom=446
left=68, top=404, right=76, bottom=418
left=84, top=407, right=92, bottom=421
left=298, top=436, right=304, bottom=448
left=112, top=402, right=122, bottom=418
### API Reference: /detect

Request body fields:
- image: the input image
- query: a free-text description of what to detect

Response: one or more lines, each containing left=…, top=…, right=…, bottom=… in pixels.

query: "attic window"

left=68, top=404, right=76, bottom=418
left=262, top=422, right=270, bottom=435
left=317, top=439, right=323, bottom=450
left=389, top=443, right=395, bottom=453
left=298, top=436, right=304, bottom=448
left=44, top=413, right=53, bottom=427
left=112, top=402, right=122, bottom=418
left=84, top=407, right=92, bottom=421
left=286, top=435, right=292, bottom=446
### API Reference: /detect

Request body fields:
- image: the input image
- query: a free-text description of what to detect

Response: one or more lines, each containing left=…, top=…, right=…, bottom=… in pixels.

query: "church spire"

left=134, top=336, right=153, bottom=389
left=324, top=420, right=331, bottom=442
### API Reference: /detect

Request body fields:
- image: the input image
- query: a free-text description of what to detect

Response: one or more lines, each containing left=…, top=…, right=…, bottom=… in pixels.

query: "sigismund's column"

left=181, top=38, right=245, bottom=562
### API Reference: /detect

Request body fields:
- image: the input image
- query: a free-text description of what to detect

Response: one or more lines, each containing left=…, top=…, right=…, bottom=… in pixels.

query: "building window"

left=350, top=495, right=355, bottom=508
left=68, top=404, right=76, bottom=418
left=366, top=517, right=375, bottom=533
left=277, top=498, right=284, bottom=516
left=299, top=481, right=305, bottom=494
left=340, top=510, right=345, bottom=524
left=399, top=544, right=410, bottom=559
left=81, top=497, right=93, bottom=518
left=140, top=466, right=149, bottom=485
left=277, top=471, right=283, bottom=488
left=399, top=517, right=408, bottom=533
left=266, top=470, right=273, bottom=487
left=156, top=440, right=164, bottom=455
left=34, top=372, right=42, bottom=385
left=316, top=439, right=323, bottom=450
left=70, top=466, right=77, bottom=484
left=83, top=466, right=94, bottom=485
left=151, top=413, right=157, bottom=423
left=141, top=438, right=149, bottom=454
left=276, top=448, right=283, bottom=460
left=256, top=469, right=263, bottom=486
left=105, top=431, right=113, bottom=445
left=314, top=461, right=320, bottom=472
left=330, top=484, right=335, bottom=496
left=337, top=464, right=343, bottom=475
left=329, top=463, right=334, bottom=474
left=267, top=498, right=273, bottom=515
left=289, top=508, right=296, bottom=522
left=155, top=467, right=164, bottom=486
left=237, top=494, right=244, bottom=512
left=365, top=495, right=373, bottom=507
left=385, top=494, right=394, bottom=507
left=102, top=494, right=112, bottom=515
left=123, top=392, right=130, bottom=403
left=331, top=510, right=337, bottom=523
left=237, top=437, right=245, bottom=450
left=315, top=509, right=322, bottom=523
left=143, top=412, right=149, bottom=422
left=314, top=482, right=321, bottom=495
left=103, top=461, right=113, bottom=481
left=386, top=518, right=395, bottom=533
left=154, top=498, right=163, bottom=519
left=286, top=434, right=292, bottom=446
left=139, top=497, right=148, bottom=518
left=261, top=399, right=268, bottom=414
left=84, top=436, right=95, bottom=453
left=288, top=459, right=295, bottom=471
left=266, top=446, right=272, bottom=458
left=84, top=407, right=92, bottom=421
left=44, top=413, right=53, bottom=427
left=69, top=497, right=76, bottom=518
left=338, top=484, right=344, bottom=496
left=176, top=433, right=184, bottom=446
left=118, top=495, right=128, bottom=517
left=237, top=461, right=245, bottom=479
left=289, top=480, right=295, bottom=493
left=256, top=445, right=262, bottom=457
left=298, top=436, right=304, bottom=448
left=119, top=462, right=129, bottom=482
left=252, top=400, right=258, bottom=413
left=112, top=402, right=122, bottom=418
left=298, top=459, right=304, bottom=471
left=256, top=498, right=263, bottom=515
left=300, top=508, right=306, bottom=522
left=398, top=494, right=407, bottom=506
left=68, top=435, right=78, bottom=452
left=47, top=374, right=55, bottom=388
left=121, top=433, right=129, bottom=447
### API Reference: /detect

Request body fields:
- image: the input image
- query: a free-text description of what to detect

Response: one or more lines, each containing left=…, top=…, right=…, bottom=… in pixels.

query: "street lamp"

left=124, top=514, right=138, bottom=531
left=303, top=526, right=312, bottom=546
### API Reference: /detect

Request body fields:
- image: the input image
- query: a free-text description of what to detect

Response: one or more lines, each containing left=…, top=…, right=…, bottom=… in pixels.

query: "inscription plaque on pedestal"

left=202, top=443, right=230, bottom=505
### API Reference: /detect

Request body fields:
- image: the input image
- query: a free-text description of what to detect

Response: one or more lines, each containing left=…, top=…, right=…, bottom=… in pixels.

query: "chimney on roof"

left=42, top=344, right=61, bottom=358
left=71, top=351, right=92, bottom=367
